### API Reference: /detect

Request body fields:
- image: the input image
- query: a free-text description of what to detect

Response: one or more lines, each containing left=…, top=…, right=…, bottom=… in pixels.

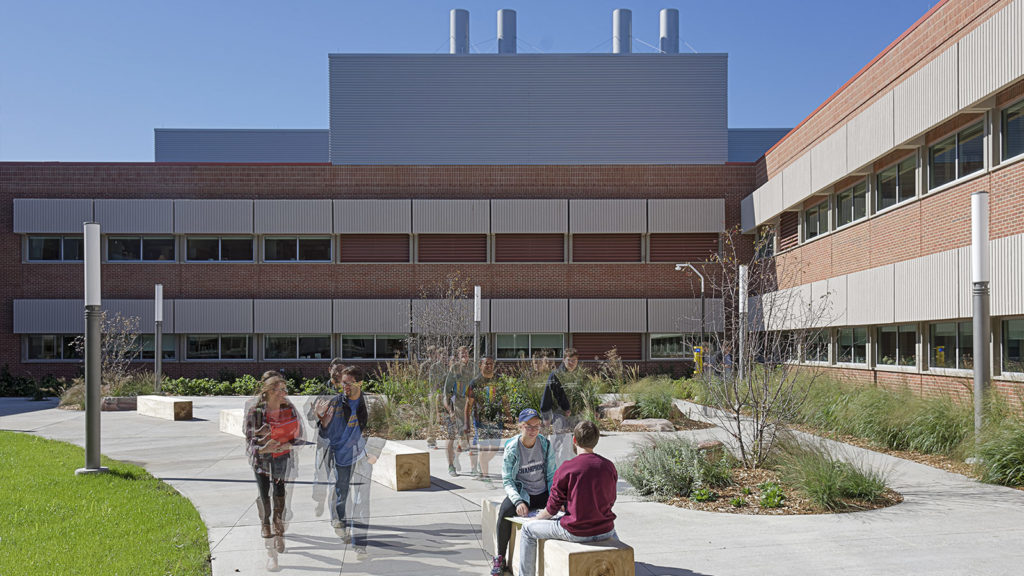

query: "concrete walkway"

left=3, top=396, right=1024, bottom=575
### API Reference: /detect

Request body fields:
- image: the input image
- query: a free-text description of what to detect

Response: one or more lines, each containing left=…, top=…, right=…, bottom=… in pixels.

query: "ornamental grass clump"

left=777, top=441, right=888, bottom=511
left=905, top=397, right=972, bottom=456
left=619, top=436, right=733, bottom=501
left=627, top=377, right=676, bottom=420
left=974, top=419, right=1024, bottom=487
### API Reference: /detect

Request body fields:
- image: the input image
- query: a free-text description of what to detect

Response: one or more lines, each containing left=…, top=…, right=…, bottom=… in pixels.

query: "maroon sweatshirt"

left=545, top=452, right=617, bottom=536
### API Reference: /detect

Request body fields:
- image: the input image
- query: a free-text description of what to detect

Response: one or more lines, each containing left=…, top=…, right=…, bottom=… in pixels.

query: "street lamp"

left=76, top=222, right=107, bottom=475
left=154, top=284, right=163, bottom=394
left=675, top=263, right=705, bottom=364
left=971, top=191, right=990, bottom=438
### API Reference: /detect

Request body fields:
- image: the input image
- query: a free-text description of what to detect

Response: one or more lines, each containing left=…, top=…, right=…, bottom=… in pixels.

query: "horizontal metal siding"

left=255, top=200, right=332, bottom=234
left=175, top=300, right=253, bottom=333
left=105, top=299, right=176, bottom=333
left=569, top=199, right=646, bottom=233
left=254, top=300, right=332, bottom=333
left=648, top=199, right=725, bottom=233
left=569, top=299, right=646, bottom=333
left=491, top=199, right=567, bottom=234
left=782, top=153, right=812, bottom=209
left=810, top=125, right=848, bottom=192
left=334, top=199, right=412, bottom=234
left=494, top=234, right=564, bottom=262
left=649, top=233, right=718, bottom=263
left=894, top=45, right=959, bottom=144
left=13, top=199, right=93, bottom=234
left=810, top=277, right=847, bottom=327
left=418, top=235, right=487, bottom=263
left=154, top=129, right=329, bottom=163
left=846, top=265, right=895, bottom=326
left=778, top=212, right=799, bottom=251
left=174, top=200, right=253, bottom=234
left=991, top=233, right=1024, bottom=316
left=571, top=333, right=643, bottom=361
left=13, top=300, right=80, bottom=333
left=490, top=299, right=568, bottom=333
left=894, top=250, right=960, bottom=322
left=339, top=234, right=410, bottom=263
left=94, top=200, right=174, bottom=234
left=846, top=92, right=895, bottom=171
left=334, top=299, right=411, bottom=334
left=571, top=234, right=642, bottom=262
left=329, top=54, right=727, bottom=165
left=411, top=299, right=490, bottom=333
left=758, top=285, right=811, bottom=331
left=647, top=298, right=724, bottom=332
left=412, top=200, right=489, bottom=234
left=727, top=128, right=790, bottom=163
left=958, top=0, right=1024, bottom=108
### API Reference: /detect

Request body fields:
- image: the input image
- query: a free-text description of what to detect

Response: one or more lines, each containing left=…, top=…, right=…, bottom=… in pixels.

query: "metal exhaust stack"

left=660, top=9, right=679, bottom=54
left=498, top=9, right=516, bottom=54
left=450, top=9, right=469, bottom=54
left=613, top=9, right=632, bottom=54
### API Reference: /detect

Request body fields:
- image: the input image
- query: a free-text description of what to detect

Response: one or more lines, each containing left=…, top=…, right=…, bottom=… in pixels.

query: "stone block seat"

left=137, top=395, right=192, bottom=420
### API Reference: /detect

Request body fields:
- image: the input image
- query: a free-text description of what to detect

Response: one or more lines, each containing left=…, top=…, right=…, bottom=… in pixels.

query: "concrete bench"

left=371, top=440, right=430, bottom=491
left=219, top=408, right=244, bottom=437
left=137, top=395, right=192, bottom=420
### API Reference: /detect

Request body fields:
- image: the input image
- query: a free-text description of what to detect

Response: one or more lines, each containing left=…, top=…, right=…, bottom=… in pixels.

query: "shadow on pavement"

left=636, top=562, right=714, bottom=576
left=0, top=397, right=60, bottom=418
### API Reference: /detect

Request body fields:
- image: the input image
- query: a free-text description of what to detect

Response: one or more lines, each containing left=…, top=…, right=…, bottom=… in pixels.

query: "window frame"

left=495, top=333, right=565, bottom=361
left=185, top=236, right=255, bottom=263
left=106, top=235, right=176, bottom=262
left=928, top=120, right=985, bottom=191
left=876, top=324, right=917, bottom=368
left=185, top=334, right=254, bottom=361
left=264, top=334, right=332, bottom=361
left=803, top=200, right=829, bottom=241
left=263, top=236, right=333, bottom=263
left=875, top=155, right=917, bottom=213
left=1002, top=318, right=1024, bottom=375
left=340, top=334, right=409, bottom=360
left=836, top=327, right=868, bottom=365
left=26, top=235, right=85, bottom=262
left=25, top=334, right=82, bottom=362
left=834, top=180, right=868, bottom=230
left=1002, top=98, right=1024, bottom=163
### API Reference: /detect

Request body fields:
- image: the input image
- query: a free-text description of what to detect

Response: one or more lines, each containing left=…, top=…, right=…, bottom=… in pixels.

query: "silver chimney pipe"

left=613, top=9, right=632, bottom=54
left=498, top=9, right=517, bottom=54
left=450, top=9, right=469, bottom=54
left=660, top=9, right=679, bottom=54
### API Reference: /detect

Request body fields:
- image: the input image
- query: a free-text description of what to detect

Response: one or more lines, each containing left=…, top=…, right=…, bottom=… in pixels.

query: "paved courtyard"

left=2, top=396, right=1024, bottom=575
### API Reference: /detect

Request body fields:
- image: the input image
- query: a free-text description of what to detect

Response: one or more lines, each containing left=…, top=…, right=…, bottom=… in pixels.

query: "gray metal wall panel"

left=334, top=299, right=412, bottom=334
left=741, top=194, right=756, bottom=232
left=412, top=200, right=489, bottom=234
left=958, top=0, right=1024, bottom=108
left=847, top=265, right=895, bottom=325
left=411, top=299, right=490, bottom=333
left=175, top=299, right=253, bottom=333
left=647, top=298, right=724, bottom=332
left=569, top=199, right=646, bottom=234
left=757, top=285, right=812, bottom=331
left=174, top=200, right=253, bottom=234
left=94, top=200, right=174, bottom=234
left=810, top=126, right=848, bottom=192
left=847, top=92, right=895, bottom=171
left=13, top=199, right=93, bottom=234
left=810, top=277, right=847, bottom=327
left=255, top=200, right=332, bottom=234
left=490, top=299, right=568, bottom=333
left=958, top=246, right=973, bottom=318
left=254, top=300, right=332, bottom=333
left=750, top=175, right=784, bottom=228
left=648, top=199, right=725, bottom=233
left=491, top=200, right=568, bottom=234
left=105, top=299, right=176, bottom=333
left=328, top=54, right=727, bottom=165
left=334, top=200, right=412, bottom=234
left=894, top=46, right=959, bottom=144
left=13, top=300, right=80, bottom=334
left=727, top=128, right=790, bottom=163
left=569, top=299, right=646, bottom=332
left=991, top=233, right=1024, bottom=316
left=154, top=129, right=329, bottom=163
left=782, top=154, right=812, bottom=209
left=894, top=250, right=960, bottom=322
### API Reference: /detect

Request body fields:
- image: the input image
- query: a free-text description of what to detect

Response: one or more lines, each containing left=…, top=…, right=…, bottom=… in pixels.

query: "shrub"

left=757, top=481, right=785, bottom=508
left=690, top=488, right=718, bottom=502
left=619, top=436, right=732, bottom=501
left=975, top=419, right=1024, bottom=487
left=498, top=373, right=544, bottom=417
left=730, top=496, right=747, bottom=507
left=777, top=442, right=888, bottom=511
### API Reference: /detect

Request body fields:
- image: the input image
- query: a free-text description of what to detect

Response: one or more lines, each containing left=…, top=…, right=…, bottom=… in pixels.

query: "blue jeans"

left=334, top=459, right=372, bottom=547
left=518, top=520, right=616, bottom=576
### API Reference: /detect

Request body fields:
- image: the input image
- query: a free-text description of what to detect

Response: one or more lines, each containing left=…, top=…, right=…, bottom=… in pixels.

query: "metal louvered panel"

left=647, top=298, right=724, bottom=333
left=411, top=299, right=491, bottom=333
left=782, top=153, right=812, bottom=208
left=154, top=129, right=329, bottom=163
left=810, top=126, right=848, bottom=192
left=750, top=174, right=784, bottom=228
left=334, top=299, right=411, bottom=334
left=13, top=300, right=80, bottom=333
left=569, top=199, right=646, bottom=233
left=254, top=300, right=332, bottom=333
left=339, top=235, right=410, bottom=263
left=94, top=200, right=174, bottom=234
left=417, top=235, right=487, bottom=263
left=894, top=250, right=960, bottom=323
left=494, top=235, right=564, bottom=262
left=894, top=46, right=959, bottom=145
left=958, top=0, right=1024, bottom=108
left=255, top=200, right=332, bottom=234
left=571, top=234, right=641, bottom=262
left=569, top=299, right=646, bottom=333
left=328, top=54, right=727, bottom=165
left=105, top=299, right=176, bottom=333
left=648, top=199, right=725, bottom=233
left=992, top=233, right=1024, bottom=316
left=758, top=285, right=812, bottom=331
left=571, top=333, right=643, bottom=361
left=846, top=265, right=895, bottom=326
left=175, top=300, right=253, bottom=333
left=491, top=200, right=568, bottom=234
left=649, top=234, right=718, bottom=263
left=412, top=200, right=489, bottom=234
left=174, top=200, right=253, bottom=234
left=778, top=212, right=799, bottom=252
left=13, top=199, right=93, bottom=234
left=847, top=92, right=895, bottom=171
left=490, top=299, right=568, bottom=333
left=334, top=199, right=412, bottom=234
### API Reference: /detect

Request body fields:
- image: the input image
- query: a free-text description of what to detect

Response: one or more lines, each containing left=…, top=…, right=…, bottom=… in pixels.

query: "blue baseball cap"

left=518, top=408, right=541, bottom=423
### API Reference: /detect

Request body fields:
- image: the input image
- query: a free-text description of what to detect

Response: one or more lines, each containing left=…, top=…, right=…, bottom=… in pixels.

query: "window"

left=264, top=237, right=332, bottom=262
left=837, top=327, right=867, bottom=364
left=27, top=335, right=81, bottom=360
left=835, top=182, right=867, bottom=228
left=1004, top=100, right=1024, bottom=160
left=877, top=324, right=916, bottom=367
left=139, top=334, right=175, bottom=360
left=1003, top=319, right=1024, bottom=373
left=804, top=201, right=829, bottom=240
left=186, top=237, right=254, bottom=262
left=341, top=335, right=407, bottom=359
left=806, top=331, right=829, bottom=363
left=929, top=322, right=972, bottom=370
left=186, top=335, right=253, bottom=360
left=108, top=236, right=175, bottom=261
left=929, top=122, right=984, bottom=189
left=496, top=334, right=564, bottom=360
left=27, top=236, right=84, bottom=262
left=876, top=156, right=916, bottom=211
left=265, top=335, right=331, bottom=360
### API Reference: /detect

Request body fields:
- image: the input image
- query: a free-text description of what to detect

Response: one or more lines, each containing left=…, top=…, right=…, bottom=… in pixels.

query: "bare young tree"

left=71, top=311, right=143, bottom=392
left=408, top=271, right=478, bottom=365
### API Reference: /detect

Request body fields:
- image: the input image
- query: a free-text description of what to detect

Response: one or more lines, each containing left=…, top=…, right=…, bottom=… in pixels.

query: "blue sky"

left=0, top=0, right=935, bottom=162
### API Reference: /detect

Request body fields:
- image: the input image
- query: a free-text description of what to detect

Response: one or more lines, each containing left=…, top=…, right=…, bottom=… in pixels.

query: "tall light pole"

left=76, top=222, right=107, bottom=475
left=738, top=265, right=749, bottom=383
left=154, top=284, right=163, bottom=394
left=675, top=263, right=705, bottom=364
left=473, top=285, right=481, bottom=374
left=972, top=191, right=990, bottom=438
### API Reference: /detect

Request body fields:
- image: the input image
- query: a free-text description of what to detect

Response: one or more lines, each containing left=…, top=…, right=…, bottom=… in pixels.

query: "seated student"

left=491, top=409, right=556, bottom=576
left=518, top=420, right=618, bottom=576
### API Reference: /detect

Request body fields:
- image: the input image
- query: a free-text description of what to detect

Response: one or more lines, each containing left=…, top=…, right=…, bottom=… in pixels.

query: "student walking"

left=542, top=348, right=579, bottom=467
left=444, top=346, right=474, bottom=476
left=465, top=356, right=502, bottom=480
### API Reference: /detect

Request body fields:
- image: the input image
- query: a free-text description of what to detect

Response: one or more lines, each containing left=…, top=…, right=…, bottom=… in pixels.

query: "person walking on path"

left=542, top=348, right=579, bottom=466
left=444, top=345, right=474, bottom=476
left=491, top=409, right=557, bottom=576
left=464, top=356, right=502, bottom=480
left=517, top=420, right=618, bottom=576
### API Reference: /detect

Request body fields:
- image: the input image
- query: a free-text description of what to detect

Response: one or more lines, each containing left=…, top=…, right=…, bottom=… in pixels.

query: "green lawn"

left=0, top=431, right=211, bottom=576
